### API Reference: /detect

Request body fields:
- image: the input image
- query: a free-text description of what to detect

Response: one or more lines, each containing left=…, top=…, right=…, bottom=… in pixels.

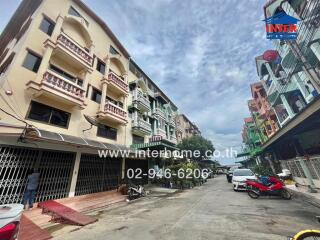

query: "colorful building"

left=0, top=0, right=197, bottom=204
left=175, top=114, right=201, bottom=143
left=239, top=0, right=320, bottom=188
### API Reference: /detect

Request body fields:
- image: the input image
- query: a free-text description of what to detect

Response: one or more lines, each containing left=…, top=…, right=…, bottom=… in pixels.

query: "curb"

left=286, top=187, right=320, bottom=208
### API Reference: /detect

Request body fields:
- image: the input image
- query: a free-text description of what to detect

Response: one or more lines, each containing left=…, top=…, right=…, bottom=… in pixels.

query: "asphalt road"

left=51, top=175, right=320, bottom=240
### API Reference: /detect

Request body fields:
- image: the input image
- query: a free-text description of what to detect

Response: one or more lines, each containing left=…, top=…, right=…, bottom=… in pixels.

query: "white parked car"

left=0, top=204, right=24, bottom=240
left=232, top=169, right=257, bottom=191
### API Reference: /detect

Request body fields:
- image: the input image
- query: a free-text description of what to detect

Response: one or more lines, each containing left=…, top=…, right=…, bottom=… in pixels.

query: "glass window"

left=96, top=59, right=106, bottom=75
left=233, top=169, right=254, bottom=176
left=132, top=134, right=144, bottom=144
left=23, top=51, right=42, bottom=73
left=91, top=88, right=102, bottom=103
left=27, top=101, right=70, bottom=128
left=39, top=17, right=55, bottom=36
left=109, top=46, right=119, bottom=55
left=97, top=125, right=117, bottom=140
left=68, top=6, right=81, bottom=17
left=68, top=7, right=89, bottom=26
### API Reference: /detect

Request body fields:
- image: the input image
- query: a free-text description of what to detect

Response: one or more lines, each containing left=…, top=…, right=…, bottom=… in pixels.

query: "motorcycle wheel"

left=281, top=189, right=292, bottom=200
left=141, top=189, right=146, bottom=197
left=247, top=189, right=260, bottom=199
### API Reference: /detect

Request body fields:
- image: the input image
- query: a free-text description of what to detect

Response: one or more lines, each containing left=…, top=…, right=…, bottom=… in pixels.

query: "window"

left=109, top=45, right=119, bottom=55
left=91, top=88, right=102, bottom=103
left=68, top=6, right=89, bottom=26
left=49, top=64, right=83, bottom=86
left=23, top=51, right=42, bottom=73
left=27, top=101, right=70, bottom=128
left=97, top=124, right=117, bottom=140
left=96, top=59, right=105, bottom=75
left=132, top=134, right=144, bottom=144
left=39, top=17, right=55, bottom=36
left=106, top=96, right=123, bottom=108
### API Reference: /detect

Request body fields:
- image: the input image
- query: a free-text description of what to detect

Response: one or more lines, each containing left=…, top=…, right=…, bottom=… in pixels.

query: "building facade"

left=175, top=114, right=201, bottom=143
left=239, top=0, right=320, bottom=188
left=0, top=0, right=184, bottom=204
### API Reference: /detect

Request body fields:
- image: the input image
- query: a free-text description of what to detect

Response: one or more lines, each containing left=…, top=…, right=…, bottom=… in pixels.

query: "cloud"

left=84, top=0, right=274, bottom=164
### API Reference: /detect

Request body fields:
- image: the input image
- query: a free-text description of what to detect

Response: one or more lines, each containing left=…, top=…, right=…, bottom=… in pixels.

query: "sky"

left=0, top=0, right=273, bottom=165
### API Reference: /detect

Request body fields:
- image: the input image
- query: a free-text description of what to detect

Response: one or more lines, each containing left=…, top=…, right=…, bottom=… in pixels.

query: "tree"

left=177, top=135, right=215, bottom=162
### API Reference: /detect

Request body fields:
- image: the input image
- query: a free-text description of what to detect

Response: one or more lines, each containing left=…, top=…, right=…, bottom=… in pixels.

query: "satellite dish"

left=84, top=115, right=99, bottom=127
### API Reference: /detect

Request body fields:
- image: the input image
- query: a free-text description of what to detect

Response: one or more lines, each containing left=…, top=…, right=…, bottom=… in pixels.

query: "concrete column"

left=121, top=158, right=126, bottom=179
left=87, top=85, right=93, bottom=99
left=51, top=14, right=64, bottom=41
left=100, top=57, right=110, bottom=112
left=299, top=157, right=317, bottom=192
left=310, top=42, right=320, bottom=62
left=35, top=46, right=54, bottom=83
left=265, top=63, right=277, bottom=80
left=100, top=81, right=108, bottom=112
left=280, top=94, right=295, bottom=118
left=68, top=151, right=81, bottom=197
left=292, top=74, right=310, bottom=102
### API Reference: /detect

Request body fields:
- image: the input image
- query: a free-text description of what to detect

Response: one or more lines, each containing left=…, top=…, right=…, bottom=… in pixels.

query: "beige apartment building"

left=0, top=0, right=179, bottom=204
left=175, top=114, right=201, bottom=143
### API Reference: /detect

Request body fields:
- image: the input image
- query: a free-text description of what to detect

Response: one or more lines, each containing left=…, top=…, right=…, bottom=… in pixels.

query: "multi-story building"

left=240, top=117, right=262, bottom=156
left=248, top=82, right=278, bottom=143
left=0, top=0, right=179, bottom=204
left=262, top=0, right=320, bottom=125
left=128, top=61, right=178, bottom=171
left=175, top=114, right=201, bottom=143
left=238, top=0, right=320, bottom=187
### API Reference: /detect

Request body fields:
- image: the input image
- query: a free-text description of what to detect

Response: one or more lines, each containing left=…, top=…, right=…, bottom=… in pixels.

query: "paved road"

left=52, top=176, right=320, bottom=240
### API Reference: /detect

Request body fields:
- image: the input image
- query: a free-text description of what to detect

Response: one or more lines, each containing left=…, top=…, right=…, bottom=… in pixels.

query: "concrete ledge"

left=286, top=185, right=320, bottom=208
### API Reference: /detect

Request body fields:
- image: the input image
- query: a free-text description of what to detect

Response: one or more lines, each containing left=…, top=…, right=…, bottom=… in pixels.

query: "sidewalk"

left=286, top=184, right=320, bottom=208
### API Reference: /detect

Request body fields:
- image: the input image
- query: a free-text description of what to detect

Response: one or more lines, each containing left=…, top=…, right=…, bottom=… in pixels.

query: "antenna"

left=83, top=115, right=99, bottom=132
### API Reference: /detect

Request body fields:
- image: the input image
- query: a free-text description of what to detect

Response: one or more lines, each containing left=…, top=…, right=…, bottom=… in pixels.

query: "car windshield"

left=233, top=170, right=254, bottom=176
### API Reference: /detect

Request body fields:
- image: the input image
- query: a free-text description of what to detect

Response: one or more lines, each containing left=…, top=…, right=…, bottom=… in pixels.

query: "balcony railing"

left=133, top=89, right=150, bottom=110
left=43, top=70, right=85, bottom=100
left=153, top=108, right=166, bottom=119
left=107, top=71, right=128, bottom=94
left=170, top=135, right=177, bottom=144
left=132, top=118, right=152, bottom=133
left=57, top=32, right=93, bottom=67
left=157, top=128, right=167, bottom=138
left=104, top=101, right=127, bottom=120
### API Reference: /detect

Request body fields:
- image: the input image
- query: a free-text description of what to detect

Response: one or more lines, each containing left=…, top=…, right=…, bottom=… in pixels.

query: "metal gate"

left=0, top=145, right=75, bottom=204
left=75, top=154, right=121, bottom=196
left=125, top=159, right=148, bottom=185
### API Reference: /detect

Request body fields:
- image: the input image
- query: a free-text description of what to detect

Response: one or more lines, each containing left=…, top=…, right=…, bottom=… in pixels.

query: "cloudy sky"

left=0, top=0, right=272, bottom=165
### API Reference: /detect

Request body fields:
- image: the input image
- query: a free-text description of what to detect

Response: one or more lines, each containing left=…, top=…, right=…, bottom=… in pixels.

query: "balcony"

left=107, top=71, right=128, bottom=95
left=152, top=108, right=166, bottom=120
left=132, top=89, right=150, bottom=112
left=157, top=128, right=167, bottom=139
left=97, top=101, right=127, bottom=125
left=26, top=70, right=86, bottom=108
left=169, top=135, right=177, bottom=144
left=132, top=118, right=152, bottom=135
left=54, top=32, right=93, bottom=69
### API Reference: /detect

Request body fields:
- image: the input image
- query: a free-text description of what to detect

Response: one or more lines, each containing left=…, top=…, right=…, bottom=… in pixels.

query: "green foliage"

left=253, top=164, right=273, bottom=176
left=177, top=135, right=215, bottom=161
left=168, top=162, right=202, bottom=189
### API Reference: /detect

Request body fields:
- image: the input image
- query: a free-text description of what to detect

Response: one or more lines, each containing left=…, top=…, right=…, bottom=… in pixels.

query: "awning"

left=24, top=127, right=133, bottom=152
left=131, top=141, right=179, bottom=151
left=236, top=151, right=250, bottom=158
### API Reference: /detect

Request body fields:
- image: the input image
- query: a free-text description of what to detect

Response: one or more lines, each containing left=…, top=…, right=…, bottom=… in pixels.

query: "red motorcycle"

left=246, top=176, right=292, bottom=200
